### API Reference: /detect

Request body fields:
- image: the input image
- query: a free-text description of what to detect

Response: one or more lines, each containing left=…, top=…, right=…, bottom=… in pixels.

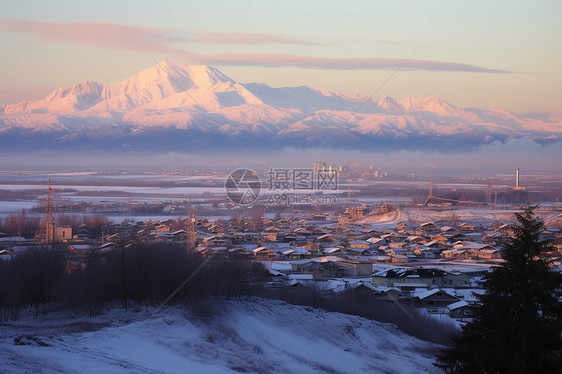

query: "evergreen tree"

left=437, top=206, right=562, bottom=373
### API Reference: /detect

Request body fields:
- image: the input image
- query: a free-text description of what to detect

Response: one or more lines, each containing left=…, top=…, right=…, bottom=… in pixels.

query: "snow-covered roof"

left=268, top=269, right=286, bottom=277
left=447, top=300, right=469, bottom=311
left=288, top=274, right=314, bottom=280
left=253, top=246, right=270, bottom=254
left=393, top=283, right=429, bottom=288
left=349, top=247, right=370, bottom=253
left=324, top=247, right=343, bottom=254
left=479, top=249, right=499, bottom=254
left=413, top=288, right=456, bottom=300
left=69, top=244, right=92, bottom=250
left=349, top=240, right=368, bottom=245
left=454, top=242, right=494, bottom=251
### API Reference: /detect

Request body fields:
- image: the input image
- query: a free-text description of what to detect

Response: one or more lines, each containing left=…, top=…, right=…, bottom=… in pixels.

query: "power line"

left=345, top=53, right=415, bottom=124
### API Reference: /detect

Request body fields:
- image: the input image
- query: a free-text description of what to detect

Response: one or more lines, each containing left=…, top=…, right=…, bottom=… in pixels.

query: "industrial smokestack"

left=516, top=167, right=520, bottom=188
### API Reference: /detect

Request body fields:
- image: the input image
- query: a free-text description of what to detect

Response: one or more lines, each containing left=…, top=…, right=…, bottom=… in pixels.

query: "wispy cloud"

left=192, top=31, right=319, bottom=45
left=179, top=52, right=508, bottom=73
left=0, top=19, right=182, bottom=54
left=0, top=19, right=510, bottom=73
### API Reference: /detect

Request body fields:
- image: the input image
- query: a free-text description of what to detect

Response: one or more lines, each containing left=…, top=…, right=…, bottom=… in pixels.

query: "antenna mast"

left=37, top=178, right=55, bottom=244
left=186, top=199, right=197, bottom=253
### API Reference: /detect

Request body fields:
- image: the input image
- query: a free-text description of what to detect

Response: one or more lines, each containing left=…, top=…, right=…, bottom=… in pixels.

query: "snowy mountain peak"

left=0, top=62, right=560, bottom=153
left=47, top=80, right=103, bottom=100
left=399, top=97, right=457, bottom=114
left=377, top=96, right=404, bottom=112
left=106, top=61, right=237, bottom=97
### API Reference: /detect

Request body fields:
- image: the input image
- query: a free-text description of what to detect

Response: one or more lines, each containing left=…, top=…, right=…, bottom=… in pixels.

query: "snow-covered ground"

left=356, top=207, right=557, bottom=226
left=1, top=299, right=443, bottom=374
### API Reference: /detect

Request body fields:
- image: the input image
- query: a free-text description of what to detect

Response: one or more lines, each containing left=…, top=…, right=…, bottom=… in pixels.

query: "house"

left=412, top=289, right=460, bottom=311
left=389, top=254, right=408, bottom=263
left=351, top=282, right=403, bottom=301
left=155, top=225, right=171, bottom=232
left=453, top=242, right=495, bottom=252
left=291, top=260, right=345, bottom=278
left=475, top=248, right=502, bottom=260
left=203, top=235, right=232, bottom=247
left=311, top=213, right=328, bottom=221
left=422, top=249, right=441, bottom=259
left=389, top=242, right=410, bottom=250
left=253, top=246, right=275, bottom=260
left=324, top=247, right=345, bottom=256
left=55, top=226, right=72, bottom=242
left=348, top=240, right=369, bottom=249
left=384, top=247, right=408, bottom=256
left=366, top=237, right=387, bottom=248
left=441, top=248, right=468, bottom=259
left=276, top=246, right=309, bottom=260
left=430, top=235, right=449, bottom=243
left=406, top=235, right=425, bottom=244
left=163, top=230, right=189, bottom=241
left=293, top=228, right=312, bottom=238
left=68, top=244, right=93, bottom=253
left=265, top=232, right=282, bottom=242
left=345, top=205, right=370, bottom=219
left=373, top=268, right=470, bottom=289
left=317, top=234, right=337, bottom=245
left=227, top=247, right=253, bottom=256
left=105, top=233, right=121, bottom=243
left=420, top=222, right=438, bottom=235
left=441, top=272, right=471, bottom=288
left=348, top=247, right=371, bottom=256
left=440, top=226, right=458, bottom=235
left=393, top=283, right=429, bottom=292
left=459, top=222, right=475, bottom=231
left=333, top=259, right=373, bottom=277
left=426, top=240, right=449, bottom=251
left=99, top=242, right=119, bottom=252
left=448, top=300, right=472, bottom=318
left=74, top=228, right=91, bottom=240
left=0, top=249, right=14, bottom=259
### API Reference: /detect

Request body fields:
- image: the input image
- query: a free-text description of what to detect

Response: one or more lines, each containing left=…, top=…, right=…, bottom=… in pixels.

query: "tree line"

left=0, top=242, right=269, bottom=319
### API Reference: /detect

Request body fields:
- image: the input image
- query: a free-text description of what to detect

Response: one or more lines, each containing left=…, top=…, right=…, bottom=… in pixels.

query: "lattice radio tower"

left=36, top=178, right=55, bottom=244
left=186, top=199, right=197, bottom=253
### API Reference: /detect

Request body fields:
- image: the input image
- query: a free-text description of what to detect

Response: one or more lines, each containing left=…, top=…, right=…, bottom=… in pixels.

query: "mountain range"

left=1, top=60, right=560, bottom=153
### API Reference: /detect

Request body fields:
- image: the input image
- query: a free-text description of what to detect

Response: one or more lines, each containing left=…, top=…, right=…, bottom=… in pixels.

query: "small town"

left=3, top=188, right=561, bottom=327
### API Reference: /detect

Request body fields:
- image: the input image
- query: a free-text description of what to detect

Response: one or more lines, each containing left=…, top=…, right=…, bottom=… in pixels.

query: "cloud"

left=0, top=19, right=182, bottom=54
left=0, top=19, right=510, bottom=73
left=193, top=31, right=319, bottom=45
left=178, top=52, right=508, bottom=73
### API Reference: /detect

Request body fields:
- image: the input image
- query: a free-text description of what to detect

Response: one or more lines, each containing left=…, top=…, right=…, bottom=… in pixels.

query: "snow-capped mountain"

left=0, top=61, right=560, bottom=153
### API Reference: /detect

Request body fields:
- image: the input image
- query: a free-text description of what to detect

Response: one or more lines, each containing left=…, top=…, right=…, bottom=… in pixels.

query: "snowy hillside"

left=1, top=61, right=560, bottom=153
left=0, top=299, right=442, bottom=374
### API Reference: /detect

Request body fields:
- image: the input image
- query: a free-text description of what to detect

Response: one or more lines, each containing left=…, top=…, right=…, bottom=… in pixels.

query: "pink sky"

left=0, top=1, right=560, bottom=114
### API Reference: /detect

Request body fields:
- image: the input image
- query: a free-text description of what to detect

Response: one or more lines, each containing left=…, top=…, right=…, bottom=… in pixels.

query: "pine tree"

left=437, top=206, right=562, bottom=373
